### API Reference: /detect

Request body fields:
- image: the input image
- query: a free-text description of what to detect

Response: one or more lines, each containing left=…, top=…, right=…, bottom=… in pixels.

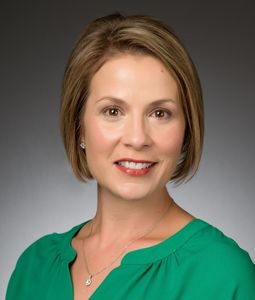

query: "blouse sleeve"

left=6, top=252, right=24, bottom=300
left=174, top=232, right=255, bottom=299
left=232, top=253, right=255, bottom=299
left=5, top=233, right=61, bottom=300
left=203, top=240, right=255, bottom=299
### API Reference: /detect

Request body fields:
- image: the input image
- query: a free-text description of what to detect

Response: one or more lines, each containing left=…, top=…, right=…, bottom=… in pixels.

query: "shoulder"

left=181, top=220, right=254, bottom=269
left=176, top=220, right=255, bottom=295
left=197, top=227, right=254, bottom=277
left=16, top=222, right=85, bottom=266
left=6, top=222, right=86, bottom=299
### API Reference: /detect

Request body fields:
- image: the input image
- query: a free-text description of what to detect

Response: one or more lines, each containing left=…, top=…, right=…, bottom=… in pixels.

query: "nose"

left=121, top=115, right=152, bottom=150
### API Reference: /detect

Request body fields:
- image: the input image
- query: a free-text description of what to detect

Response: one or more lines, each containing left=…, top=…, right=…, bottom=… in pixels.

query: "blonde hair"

left=60, top=12, right=204, bottom=184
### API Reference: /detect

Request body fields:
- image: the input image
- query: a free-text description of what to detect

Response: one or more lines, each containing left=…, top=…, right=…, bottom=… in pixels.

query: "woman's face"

left=82, top=54, right=185, bottom=201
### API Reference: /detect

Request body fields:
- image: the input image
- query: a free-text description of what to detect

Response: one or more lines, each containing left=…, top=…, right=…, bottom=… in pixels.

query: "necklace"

left=82, top=200, right=172, bottom=287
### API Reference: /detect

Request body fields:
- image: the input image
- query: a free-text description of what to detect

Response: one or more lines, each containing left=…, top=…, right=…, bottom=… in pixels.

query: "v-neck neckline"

left=62, top=218, right=210, bottom=299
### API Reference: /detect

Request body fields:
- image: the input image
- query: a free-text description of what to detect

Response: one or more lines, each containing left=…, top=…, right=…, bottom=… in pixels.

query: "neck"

left=91, top=184, right=174, bottom=245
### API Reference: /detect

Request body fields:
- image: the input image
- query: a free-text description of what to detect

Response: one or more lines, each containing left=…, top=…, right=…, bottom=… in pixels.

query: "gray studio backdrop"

left=1, top=1, right=254, bottom=298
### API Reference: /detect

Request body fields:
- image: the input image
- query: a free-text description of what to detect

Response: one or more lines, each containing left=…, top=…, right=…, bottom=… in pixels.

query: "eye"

left=151, top=109, right=171, bottom=119
left=103, top=106, right=122, bottom=117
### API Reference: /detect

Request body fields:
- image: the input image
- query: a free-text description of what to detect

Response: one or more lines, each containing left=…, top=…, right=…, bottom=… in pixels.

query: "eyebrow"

left=96, top=96, right=177, bottom=106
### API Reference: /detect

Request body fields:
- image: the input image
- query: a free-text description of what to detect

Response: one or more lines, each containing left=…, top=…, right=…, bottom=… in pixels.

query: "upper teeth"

left=117, top=161, right=153, bottom=169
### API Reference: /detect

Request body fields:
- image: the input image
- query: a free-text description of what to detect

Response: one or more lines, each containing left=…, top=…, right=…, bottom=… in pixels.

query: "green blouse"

left=6, top=219, right=255, bottom=299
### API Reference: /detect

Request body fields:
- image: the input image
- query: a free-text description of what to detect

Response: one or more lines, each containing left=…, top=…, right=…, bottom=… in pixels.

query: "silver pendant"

left=85, top=275, right=92, bottom=286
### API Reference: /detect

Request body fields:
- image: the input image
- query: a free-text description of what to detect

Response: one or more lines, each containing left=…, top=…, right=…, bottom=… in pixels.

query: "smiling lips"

left=114, top=159, right=157, bottom=176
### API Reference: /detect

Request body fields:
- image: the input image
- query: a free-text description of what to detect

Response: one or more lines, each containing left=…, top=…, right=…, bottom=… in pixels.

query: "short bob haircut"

left=60, top=12, right=204, bottom=184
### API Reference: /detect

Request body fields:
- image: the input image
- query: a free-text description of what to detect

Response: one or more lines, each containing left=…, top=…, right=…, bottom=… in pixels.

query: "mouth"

left=114, top=159, right=157, bottom=176
left=115, top=161, right=156, bottom=170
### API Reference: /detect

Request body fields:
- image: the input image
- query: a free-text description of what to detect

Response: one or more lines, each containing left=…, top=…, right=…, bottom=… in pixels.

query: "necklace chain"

left=82, top=201, right=172, bottom=287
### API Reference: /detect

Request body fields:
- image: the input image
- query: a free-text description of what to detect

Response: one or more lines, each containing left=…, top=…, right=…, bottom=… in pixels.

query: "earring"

left=80, top=142, right=86, bottom=149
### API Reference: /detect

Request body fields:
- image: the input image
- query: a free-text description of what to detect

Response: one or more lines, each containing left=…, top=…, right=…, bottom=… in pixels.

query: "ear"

left=79, top=123, right=86, bottom=143
left=79, top=129, right=86, bottom=150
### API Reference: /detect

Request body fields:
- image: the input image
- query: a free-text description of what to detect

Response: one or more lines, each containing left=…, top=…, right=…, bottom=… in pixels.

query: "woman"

left=6, top=12, right=255, bottom=300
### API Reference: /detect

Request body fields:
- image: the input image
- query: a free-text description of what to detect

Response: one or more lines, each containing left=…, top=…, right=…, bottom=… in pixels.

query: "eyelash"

left=102, top=106, right=172, bottom=119
left=103, top=106, right=122, bottom=117
left=151, top=109, right=172, bottom=119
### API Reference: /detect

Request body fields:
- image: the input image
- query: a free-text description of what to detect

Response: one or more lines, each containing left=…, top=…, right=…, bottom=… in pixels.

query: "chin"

left=110, top=184, right=157, bottom=202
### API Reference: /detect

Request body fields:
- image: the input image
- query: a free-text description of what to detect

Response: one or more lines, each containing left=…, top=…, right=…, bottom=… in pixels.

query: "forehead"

left=88, top=54, right=179, bottom=102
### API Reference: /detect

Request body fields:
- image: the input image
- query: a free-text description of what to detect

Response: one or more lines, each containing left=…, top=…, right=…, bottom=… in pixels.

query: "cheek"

left=155, top=123, right=185, bottom=157
left=84, top=118, right=121, bottom=154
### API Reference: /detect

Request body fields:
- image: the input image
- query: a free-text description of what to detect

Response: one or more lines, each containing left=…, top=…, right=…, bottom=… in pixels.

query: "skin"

left=70, top=54, right=194, bottom=300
